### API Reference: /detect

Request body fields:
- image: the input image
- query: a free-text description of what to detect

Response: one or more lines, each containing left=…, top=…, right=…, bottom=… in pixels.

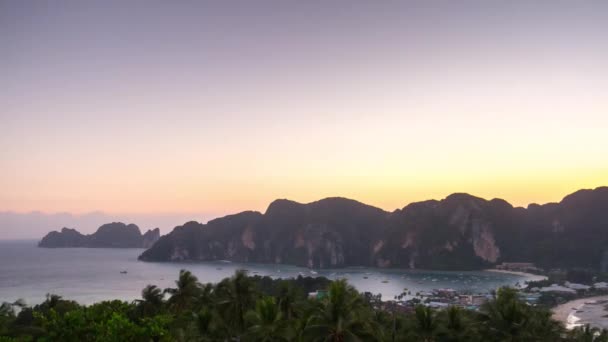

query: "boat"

left=381, top=280, right=389, bottom=283
left=120, top=270, right=127, bottom=274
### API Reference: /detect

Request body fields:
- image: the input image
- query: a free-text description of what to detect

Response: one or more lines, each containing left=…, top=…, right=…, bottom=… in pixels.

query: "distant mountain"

left=0, top=211, right=216, bottom=240
left=139, top=187, right=608, bottom=271
left=39, top=222, right=160, bottom=248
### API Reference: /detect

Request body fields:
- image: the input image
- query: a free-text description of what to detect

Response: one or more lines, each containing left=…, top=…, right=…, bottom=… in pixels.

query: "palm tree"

left=43, top=294, right=62, bottom=309
left=135, top=284, right=164, bottom=316
left=480, top=287, right=529, bottom=339
left=0, top=299, right=26, bottom=336
left=0, top=302, right=14, bottom=317
left=192, top=307, right=231, bottom=341
left=216, top=270, right=258, bottom=334
left=244, top=296, right=290, bottom=341
left=0, top=300, right=25, bottom=317
left=36, top=294, right=80, bottom=316
left=435, top=306, right=475, bottom=342
left=0, top=303, right=15, bottom=336
left=165, top=269, right=201, bottom=313
left=304, top=279, right=378, bottom=341
left=525, top=309, right=563, bottom=341
left=445, top=306, right=463, bottom=331
left=480, top=287, right=561, bottom=341
left=277, top=282, right=298, bottom=321
left=194, top=282, right=215, bottom=311
left=413, top=305, right=436, bottom=342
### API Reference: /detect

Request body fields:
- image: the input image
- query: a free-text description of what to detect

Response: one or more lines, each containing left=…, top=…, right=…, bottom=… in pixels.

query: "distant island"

left=39, top=222, right=160, bottom=248
left=139, top=187, right=608, bottom=271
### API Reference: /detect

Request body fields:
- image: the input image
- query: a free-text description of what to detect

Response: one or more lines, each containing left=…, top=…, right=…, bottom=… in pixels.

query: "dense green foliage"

left=1, top=270, right=606, bottom=341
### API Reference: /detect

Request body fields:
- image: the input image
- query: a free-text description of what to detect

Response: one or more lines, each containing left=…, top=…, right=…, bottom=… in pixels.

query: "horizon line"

left=3, top=185, right=605, bottom=217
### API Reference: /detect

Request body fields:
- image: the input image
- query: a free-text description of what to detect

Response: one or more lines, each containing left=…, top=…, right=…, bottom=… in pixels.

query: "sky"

left=1, top=1, right=607, bottom=237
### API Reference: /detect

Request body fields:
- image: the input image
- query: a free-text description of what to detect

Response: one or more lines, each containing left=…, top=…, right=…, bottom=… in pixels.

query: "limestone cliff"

left=139, top=187, right=608, bottom=270
left=39, top=222, right=161, bottom=248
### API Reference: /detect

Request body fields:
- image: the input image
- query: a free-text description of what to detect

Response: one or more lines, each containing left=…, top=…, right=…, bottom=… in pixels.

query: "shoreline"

left=552, top=295, right=608, bottom=330
left=484, top=268, right=547, bottom=281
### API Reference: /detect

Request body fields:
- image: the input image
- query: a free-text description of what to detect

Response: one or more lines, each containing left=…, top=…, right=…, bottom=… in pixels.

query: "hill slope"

left=139, top=187, right=608, bottom=270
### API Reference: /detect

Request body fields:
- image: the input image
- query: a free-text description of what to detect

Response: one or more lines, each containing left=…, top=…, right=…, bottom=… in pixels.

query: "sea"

left=0, top=240, right=541, bottom=306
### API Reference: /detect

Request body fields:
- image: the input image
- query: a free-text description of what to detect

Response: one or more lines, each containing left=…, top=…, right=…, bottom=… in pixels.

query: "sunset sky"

left=2, top=0, right=607, bottom=220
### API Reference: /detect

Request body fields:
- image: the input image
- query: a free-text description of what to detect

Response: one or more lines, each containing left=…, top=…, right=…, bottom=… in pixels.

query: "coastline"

left=484, top=269, right=547, bottom=281
left=552, top=295, right=608, bottom=330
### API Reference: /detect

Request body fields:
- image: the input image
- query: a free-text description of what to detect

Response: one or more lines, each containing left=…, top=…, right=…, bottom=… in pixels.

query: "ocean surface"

left=0, top=240, right=539, bottom=306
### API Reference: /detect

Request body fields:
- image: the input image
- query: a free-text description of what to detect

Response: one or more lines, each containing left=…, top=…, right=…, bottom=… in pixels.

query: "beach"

left=552, top=295, right=608, bottom=330
left=484, top=269, right=547, bottom=282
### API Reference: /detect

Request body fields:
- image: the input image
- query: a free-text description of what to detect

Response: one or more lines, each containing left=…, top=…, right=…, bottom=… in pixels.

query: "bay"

left=0, top=240, right=539, bottom=305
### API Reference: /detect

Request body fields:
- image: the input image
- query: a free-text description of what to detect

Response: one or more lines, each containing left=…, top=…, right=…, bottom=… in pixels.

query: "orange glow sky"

left=1, top=1, right=607, bottom=216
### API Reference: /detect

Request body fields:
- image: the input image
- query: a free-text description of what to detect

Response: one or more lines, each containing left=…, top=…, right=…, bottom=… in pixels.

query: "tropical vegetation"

left=0, top=270, right=605, bottom=341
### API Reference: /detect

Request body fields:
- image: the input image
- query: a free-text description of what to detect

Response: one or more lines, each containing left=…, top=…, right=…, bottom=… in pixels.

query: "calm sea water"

left=0, top=240, right=538, bottom=306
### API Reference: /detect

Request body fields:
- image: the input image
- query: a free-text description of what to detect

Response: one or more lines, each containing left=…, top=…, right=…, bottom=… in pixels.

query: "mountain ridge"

left=39, top=222, right=160, bottom=248
left=139, top=186, right=608, bottom=271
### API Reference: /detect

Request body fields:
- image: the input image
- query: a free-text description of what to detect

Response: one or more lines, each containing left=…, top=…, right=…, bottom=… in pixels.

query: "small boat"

left=120, top=270, right=127, bottom=274
left=363, top=276, right=369, bottom=279
left=309, top=270, right=318, bottom=275
left=216, top=267, right=223, bottom=270
left=381, top=280, right=389, bottom=283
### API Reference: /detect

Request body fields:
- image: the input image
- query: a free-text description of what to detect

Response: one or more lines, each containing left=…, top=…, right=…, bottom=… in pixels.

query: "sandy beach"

left=484, top=269, right=547, bottom=282
left=552, top=295, right=608, bottom=330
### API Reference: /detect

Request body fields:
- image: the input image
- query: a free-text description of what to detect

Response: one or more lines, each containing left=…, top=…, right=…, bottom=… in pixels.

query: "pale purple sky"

left=1, top=1, right=607, bottom=238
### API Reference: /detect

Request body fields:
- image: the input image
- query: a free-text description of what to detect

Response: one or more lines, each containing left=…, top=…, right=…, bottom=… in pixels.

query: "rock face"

left=142, top=228, right=161, bottom=248
left=38, top=228, right=87, bottom=247
left=139, top=187, right=608, bottom=270
left=39, top=223, right=160, bottom=248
